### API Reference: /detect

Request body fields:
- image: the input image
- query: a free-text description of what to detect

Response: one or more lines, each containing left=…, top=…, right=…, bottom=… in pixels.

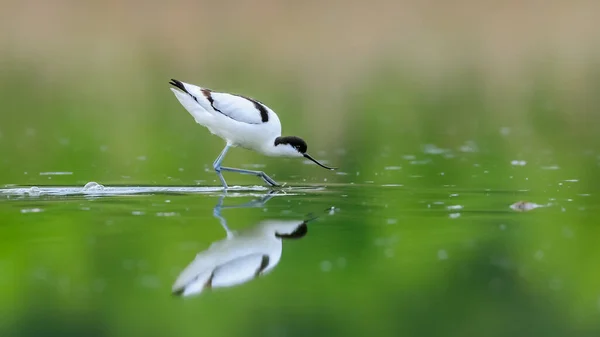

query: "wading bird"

left=169, top=79, right=336, bottom=188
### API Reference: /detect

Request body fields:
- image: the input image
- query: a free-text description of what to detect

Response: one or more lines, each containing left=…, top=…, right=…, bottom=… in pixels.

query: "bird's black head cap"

left=274, top=136, right=307, bottom=154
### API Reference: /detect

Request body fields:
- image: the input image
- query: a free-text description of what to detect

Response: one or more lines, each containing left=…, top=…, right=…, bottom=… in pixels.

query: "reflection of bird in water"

left=172, top=192, right=315, bottom=297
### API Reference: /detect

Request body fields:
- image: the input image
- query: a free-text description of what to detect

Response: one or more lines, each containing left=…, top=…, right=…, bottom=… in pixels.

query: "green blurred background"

left=1, top=1, right=600, bottom=336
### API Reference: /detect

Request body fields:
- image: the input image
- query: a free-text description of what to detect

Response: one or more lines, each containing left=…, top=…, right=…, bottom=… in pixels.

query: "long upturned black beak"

left=169, top=79, right=191, bottom=95
left=303, top=153, right=337, bottom=170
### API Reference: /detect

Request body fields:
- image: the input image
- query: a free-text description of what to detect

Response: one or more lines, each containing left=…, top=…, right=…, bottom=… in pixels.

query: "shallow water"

left=3, top=17, right=600, bottom=335
left=1, top=172, right=598, bottom=337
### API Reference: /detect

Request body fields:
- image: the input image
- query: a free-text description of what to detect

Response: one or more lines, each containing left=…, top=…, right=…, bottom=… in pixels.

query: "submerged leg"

left=213, top=144, right=232, bottom=189
left=219, top=190, right=282, bottom=209
left=220, top=167, right=280, bottom=187
left=213, top=195, right=234, bottom=238
left=213, top=191, right=281, bottom=238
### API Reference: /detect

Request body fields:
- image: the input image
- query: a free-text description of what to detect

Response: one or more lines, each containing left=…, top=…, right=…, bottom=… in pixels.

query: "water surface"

left=1, top=169, right=597, bottom=337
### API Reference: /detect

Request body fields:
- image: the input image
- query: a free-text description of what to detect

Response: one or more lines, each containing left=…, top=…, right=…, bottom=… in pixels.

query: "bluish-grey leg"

left=213, top=191, right=281, bottom=238
left=219, top=190, right=282, bottom=209
left=220, top=167, right=280, bottom=187
left=213, top=144, right=231, bottom=189
left=213, top=195, right=234, bottom=239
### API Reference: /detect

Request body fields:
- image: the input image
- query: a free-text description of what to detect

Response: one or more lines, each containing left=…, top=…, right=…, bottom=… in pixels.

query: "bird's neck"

left=262, top=139, right=289, bottom=157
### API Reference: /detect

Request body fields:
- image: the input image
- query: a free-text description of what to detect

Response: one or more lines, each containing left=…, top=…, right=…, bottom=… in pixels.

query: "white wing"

left=208, top=91, right=271, bottom=124
left=210, top=253, right=270, bottom=288
left=169, top=80, right=273, bottom=125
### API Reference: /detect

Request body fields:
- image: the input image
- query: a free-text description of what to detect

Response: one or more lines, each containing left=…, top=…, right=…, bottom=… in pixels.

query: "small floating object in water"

left=510, top=201, right=544, bottom=212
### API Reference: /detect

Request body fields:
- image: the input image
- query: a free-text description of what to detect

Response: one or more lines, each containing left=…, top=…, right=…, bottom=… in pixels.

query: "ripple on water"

left=20, top=208, right=43, bottom=214
left=320, top=260, right=332, bottom=272
left=0, top=183, right=287, bottom=197
left=27, top=186, right=41, bottom=196
left=423, top=144, right=450, bottom=155
left=447, top=205, right=464, bottom=211
left=156, top=212, right=179, bottom=217
left=541, top=165, right=560, bottom=170
left=83, top=182, right=105, bottom=192
left=39, top=172, right=73, bottom=176
left=437, top=249, right=449, bottom=260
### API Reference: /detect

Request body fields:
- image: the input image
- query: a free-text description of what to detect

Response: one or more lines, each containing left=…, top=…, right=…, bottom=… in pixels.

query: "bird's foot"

left=260, top=173, right=280, bottom=187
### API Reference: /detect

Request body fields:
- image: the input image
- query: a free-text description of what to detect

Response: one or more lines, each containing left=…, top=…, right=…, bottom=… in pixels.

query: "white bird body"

left=172, top=220, right=307, bottom=297
left=168, top=79, right=336, bottom=188
left=170, top=84, right=284, bottom=155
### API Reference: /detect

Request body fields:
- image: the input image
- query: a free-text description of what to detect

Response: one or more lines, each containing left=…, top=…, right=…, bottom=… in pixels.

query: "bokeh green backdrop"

left=1, top=1, right=600, bottom=336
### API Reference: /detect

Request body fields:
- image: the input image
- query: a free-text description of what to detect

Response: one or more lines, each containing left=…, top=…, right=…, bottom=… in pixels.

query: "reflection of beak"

left=303, top=153, right=337, bottom=170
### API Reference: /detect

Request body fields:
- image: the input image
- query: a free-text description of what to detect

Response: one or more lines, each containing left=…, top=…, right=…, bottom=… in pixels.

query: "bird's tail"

left=169, top=79, right=213, bottom=124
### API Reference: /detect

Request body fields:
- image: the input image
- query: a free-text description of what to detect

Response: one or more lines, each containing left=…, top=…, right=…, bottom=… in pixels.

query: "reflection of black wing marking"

left=202, top=89, right=270, bottom=124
